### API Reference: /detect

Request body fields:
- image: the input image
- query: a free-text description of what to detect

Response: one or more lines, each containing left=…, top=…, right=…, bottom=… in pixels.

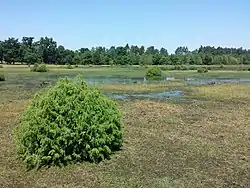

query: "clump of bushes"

left=173, top=65, right=188, bottom=70
left=0, top=73, right=5, bottom=81
left=161, top=65, right=190, bottom=71
left=189, top=66, right=197, bottom=70
left=66, top=63, right=74, bottom=69
left=145, top=67, right=163, bottom=80
left=14, top=76, right=123, bottom=170
left=0, top=65, right=3, bottom=68
left=30, top=63, right=49, bottom=72
left=197, top=67, right=208, bottom=73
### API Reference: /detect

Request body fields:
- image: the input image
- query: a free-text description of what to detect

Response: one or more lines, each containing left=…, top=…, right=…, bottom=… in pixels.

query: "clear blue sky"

left=1, top=0, right=250, bottom=53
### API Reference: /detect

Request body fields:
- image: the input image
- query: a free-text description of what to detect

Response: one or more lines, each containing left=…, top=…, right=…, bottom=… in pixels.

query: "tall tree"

left=0, top=41, right=3, bottom=63
left=160, top=47, right=168, bottom=55
left=2, top=37, right=21, bottom=64
left=38, top=37, right=57, bottom=64
left=175, top=46, right=189, bottom=55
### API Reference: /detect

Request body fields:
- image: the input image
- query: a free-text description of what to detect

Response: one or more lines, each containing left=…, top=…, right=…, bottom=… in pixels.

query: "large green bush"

left=30, top=63, right=49, bottom=72
left=15, top=76, right=123, bottom=170
left=0, top=73, right=5, bottom=81
left=145, top=67, right=163, bottom=80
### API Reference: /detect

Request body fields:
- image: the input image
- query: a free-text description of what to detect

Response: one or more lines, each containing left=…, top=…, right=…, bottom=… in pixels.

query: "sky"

left=1, top=0, right=250, bottom=53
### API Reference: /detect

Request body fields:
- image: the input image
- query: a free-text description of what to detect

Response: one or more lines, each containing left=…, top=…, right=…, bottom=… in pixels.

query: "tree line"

left=0, top=36, right=250, bottom=65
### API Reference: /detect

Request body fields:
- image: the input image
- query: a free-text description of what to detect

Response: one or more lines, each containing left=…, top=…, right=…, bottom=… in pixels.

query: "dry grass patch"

left=99, top=82, right=183, bottom=93
left=0, top=98, right=250, bottom=187
left=189, top=84, right=250, bottom=101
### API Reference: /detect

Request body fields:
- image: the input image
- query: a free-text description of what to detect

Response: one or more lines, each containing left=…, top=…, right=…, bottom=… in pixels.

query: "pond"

left=106, top=90, right=184, bottom=101
left=1, top=73, right=250, bottom=101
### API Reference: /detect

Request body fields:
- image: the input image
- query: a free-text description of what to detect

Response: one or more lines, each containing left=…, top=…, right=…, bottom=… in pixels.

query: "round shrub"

left=145, top=67, right=163, bottom=80
left=30, top=63, right=39, bottom=72
left=15, top=76, right=123, bottom=169
left=66, top=63, right=73, bottom=69
left=0, top=73, right=5, bottom=81
left=197, top=67, right=208, bottom=73
left=248, top=68, right=250, bottom=71
left=36, top=64, right=49, bottom=72
left=30, top=63, right=48, bottom=72
left=0, top=65, right=3, bottom=68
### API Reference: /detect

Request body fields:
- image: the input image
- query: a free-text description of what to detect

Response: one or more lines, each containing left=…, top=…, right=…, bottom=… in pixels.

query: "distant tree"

left=146, top=46, right=157, bottom=54
left=203, top=54, right=213, bottom=65
left=82, top=51, right=93, bottom=65
left=170, top=54, right=180, bottom=65
left=38, top=37, right=57, bottom=64
left=228, top=56, right=239, bottom=64
left=2, top=37, right=21, bottom=64
left=124, top=44, right=130, bottom=53
left=159, top=55, right=170, bottom=65
left=21, top=36, right=40, bottom=64
left=160, top=47, right=168, bottom=55
left=183, top=54, right=192, bottom=64
left=0, top=41, right=3, bottom=63
left=0, top=35, right=249, bottom=66
left=175, top=46, right=189, bottom=55
left=130, top=45, right=140, bottom=54
left=129, top=53, right=140, bottom=65
left=116, top=46, right=127, bottom=56
left=191, top=54, right=203, bottom=65
left=152, top=54, right=162, bottom=65
left=140, top=54, right=153, bottom=65
left=139, top=46, right=145, bottom=55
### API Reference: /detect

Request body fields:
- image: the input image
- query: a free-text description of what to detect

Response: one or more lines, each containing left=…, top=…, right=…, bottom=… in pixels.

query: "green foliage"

left=173, top=65, right=188, bottom=70
left=30, top=63, right=39, bottom=72
left=30, top=63, right=49, bottom=72
left=197, top=67, right=208, bottom=73
left=1, top=36, right=250, bottom=66
left=66, top=63, right=74, bottom=69
left=14, top=76, right=123, bottom=170
left=145, top=67, right=163, bottom=80
left=248, top=68, right=250, bottom=71
left=0, top=65, right=3, bottom=68
left=0, top=73, right=5, bottom=81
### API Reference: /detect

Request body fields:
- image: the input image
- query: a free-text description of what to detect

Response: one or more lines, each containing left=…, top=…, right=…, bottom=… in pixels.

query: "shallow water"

left=106, top=90, right=183, bottom=101
left=2, top=73, right=250, bottom=101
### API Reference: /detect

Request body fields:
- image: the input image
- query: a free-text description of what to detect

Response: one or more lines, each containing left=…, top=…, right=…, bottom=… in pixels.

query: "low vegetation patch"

left=0, top=73, right=5, bottom=81
left=197, top=67, right=208, bottom=73
left=145, top=67, right=163, bottom=80
left=14, top=76, right=123, bottom=170
left=188, top=84, right=250, bottom=101
left=66, top=63, right=74, bottom=69
left=99, top=82, right=183, bottom=93
left=0, top=65, right=3, bottom=68
left=30, top=63, right=49, bottom=72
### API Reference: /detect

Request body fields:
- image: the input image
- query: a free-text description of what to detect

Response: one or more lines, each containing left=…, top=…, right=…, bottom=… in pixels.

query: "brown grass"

left=99, top=82, right=183, bottom=93
left=188, top=84, right=250, bottom=101
left=0, top=85, right=250, bottom=187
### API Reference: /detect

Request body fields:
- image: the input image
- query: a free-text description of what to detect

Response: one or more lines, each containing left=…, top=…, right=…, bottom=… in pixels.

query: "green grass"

left=163, top=70, right=250, bottom=79
left=0, top=67, right=250, bottom=187
left=99, top=81, right=183, bottom=93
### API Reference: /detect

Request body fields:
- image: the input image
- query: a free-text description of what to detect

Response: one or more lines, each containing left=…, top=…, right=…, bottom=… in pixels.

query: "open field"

left=0, top=67, right=250, bottom=187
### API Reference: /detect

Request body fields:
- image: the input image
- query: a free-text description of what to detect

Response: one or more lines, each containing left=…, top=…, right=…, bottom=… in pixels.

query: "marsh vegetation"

left=0, top=66, right=250, bottom=188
